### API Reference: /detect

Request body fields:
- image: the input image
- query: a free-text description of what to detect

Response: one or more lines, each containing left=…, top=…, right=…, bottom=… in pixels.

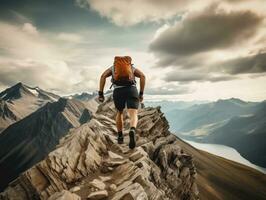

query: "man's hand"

left=98, top=95, right=105, bottom=103
left=139, top=91, right=144, bottom=103
left=98, top=68, right=112, bottom=103
left=98, top=91, right=105, bottom=103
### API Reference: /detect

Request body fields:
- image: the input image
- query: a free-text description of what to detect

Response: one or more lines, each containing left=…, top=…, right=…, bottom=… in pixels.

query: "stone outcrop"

left=48, top=190, right=81, bottom=200
left=0, top=97, right=199, bottom=200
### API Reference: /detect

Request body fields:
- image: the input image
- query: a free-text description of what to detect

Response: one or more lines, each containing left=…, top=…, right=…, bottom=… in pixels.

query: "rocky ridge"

left=0, top=97, right=199, bottom=200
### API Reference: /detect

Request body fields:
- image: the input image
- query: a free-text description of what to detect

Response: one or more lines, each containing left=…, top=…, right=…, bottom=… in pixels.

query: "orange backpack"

left=111, top=56, right=135, bottom=86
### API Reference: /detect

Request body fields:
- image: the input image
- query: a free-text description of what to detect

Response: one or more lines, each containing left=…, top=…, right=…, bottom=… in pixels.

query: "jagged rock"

left=129, top=147, right=148, bottom=162
left=89, top=179, right=106, bottom=190
left=111, top=183, right=148, bottom=200
left=0, top=97, right=199, bottom=200
left=69, top=186, right=81, bottom=192
left=108, top=151, right=124, bottom=160
left=191, top=182, right=199, bottom=196
left=99, top=176, right=112, bottom=182
left=180, top=167, right=190, bottom=178
left=87, top=190, right=108, bottom=199
left=47, top=190, right=80, bottom=200
left=108, top=184, right=117, bottom=191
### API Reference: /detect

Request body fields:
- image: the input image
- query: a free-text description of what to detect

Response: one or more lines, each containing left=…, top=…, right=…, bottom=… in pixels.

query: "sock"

left=130, top=127, right=136, bottom=132
left=118, top=131, right=123, bottom=137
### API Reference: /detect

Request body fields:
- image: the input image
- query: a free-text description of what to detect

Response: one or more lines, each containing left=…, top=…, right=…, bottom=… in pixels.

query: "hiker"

left=98, top=56, right=146, bottom=149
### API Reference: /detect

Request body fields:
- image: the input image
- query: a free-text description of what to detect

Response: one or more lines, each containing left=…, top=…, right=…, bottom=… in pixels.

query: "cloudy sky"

left=0, top=0, right=266, bottom=101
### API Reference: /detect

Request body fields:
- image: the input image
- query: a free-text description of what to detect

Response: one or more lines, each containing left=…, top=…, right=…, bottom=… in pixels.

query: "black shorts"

left=113, top=86, right=139, bottom=111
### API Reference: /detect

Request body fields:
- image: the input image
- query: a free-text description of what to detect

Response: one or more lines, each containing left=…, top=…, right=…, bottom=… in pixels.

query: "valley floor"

left=175, top=138, right=266, bottom=200
left=184, top=139, right=266, bottom=174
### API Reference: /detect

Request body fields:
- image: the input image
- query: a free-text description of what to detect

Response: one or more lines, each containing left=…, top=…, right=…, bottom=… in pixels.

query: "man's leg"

left=116, top=110, right=124, bottom=144
left=116, top=110, right=123, bottom=131
left=113, top=87, right=126, bottom=144
left=127, top=108, right=138, bottom=149
left=127, top=109, right=138, bottom=128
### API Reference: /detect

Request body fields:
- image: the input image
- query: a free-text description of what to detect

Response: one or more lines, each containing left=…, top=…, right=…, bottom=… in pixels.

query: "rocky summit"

left=0, top=97, right=199, bottom=200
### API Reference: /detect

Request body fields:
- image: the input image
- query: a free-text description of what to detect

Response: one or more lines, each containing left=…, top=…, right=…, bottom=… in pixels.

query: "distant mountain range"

left=145, top=100, right=209, bottom=113
left=0, top=83, right=103, bottom=133
left=63, top=90, right=113, bottom=102
left=64, top=92, right=97, bottom=101
left=159, top=98, right=266, bottom=167
left=0, top=82, right=59, bottom=132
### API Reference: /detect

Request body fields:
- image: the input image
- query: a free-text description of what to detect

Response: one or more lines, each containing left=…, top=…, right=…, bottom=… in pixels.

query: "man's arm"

left=134, top=68, right=146, bottom=102
left=99, top=68, right=112, bottom=92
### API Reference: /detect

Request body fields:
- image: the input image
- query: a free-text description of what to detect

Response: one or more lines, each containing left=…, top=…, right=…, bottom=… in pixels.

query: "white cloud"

left=0, top=58, right=81, bottom=94
left=0, top=21, right=90, bottom=94
left=0, top=21, right=59, bottom=60
left=152, top=24, right=170, bottom=41
left=164, top=69, right=236, bottom=83
left=0, top=21, right=166, bottom=96
left=22, top=23, right=38, bottom=36
left=150, top=5, right=263, bottom=57
left=77, top=0, right=266, bottom=27
left=148, top=2, right=266, bottom=81
left=57, top=33, right=83, bottom=43
left=145, top=83, right=192, bottom=95
left=76, top=0, right=213, bottom=26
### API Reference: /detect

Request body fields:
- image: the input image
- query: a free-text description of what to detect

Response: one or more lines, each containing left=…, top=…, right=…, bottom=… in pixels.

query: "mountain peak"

left=228, top=97, right=247, bottom=104
left=14, top=82, right=23, bottom=87
left=0, top=82, right=30, bottom=101
left=0, top=82, right=60, bottom=102
left=0, top=83, right=60, bottom=132
left=215, top=98, right=248, bottom=107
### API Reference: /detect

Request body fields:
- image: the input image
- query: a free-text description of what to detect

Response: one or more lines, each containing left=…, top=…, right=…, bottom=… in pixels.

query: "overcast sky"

left=0, top=0, right=265, bottom=101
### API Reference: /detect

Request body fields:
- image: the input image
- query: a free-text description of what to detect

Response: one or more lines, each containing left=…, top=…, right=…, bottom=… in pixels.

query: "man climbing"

left=98, top=56, right=146, bottom=149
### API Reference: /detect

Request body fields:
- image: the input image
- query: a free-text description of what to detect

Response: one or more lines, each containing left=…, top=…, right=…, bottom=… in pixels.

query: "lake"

left=184, top=140, right=266, bottom=174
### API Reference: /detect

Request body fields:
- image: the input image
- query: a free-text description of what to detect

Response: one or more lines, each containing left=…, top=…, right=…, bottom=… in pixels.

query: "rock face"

left=0, top=97, right=199, bottom=200
left=0, top=98, right=92, bottom=191
left=0, top=82, right=60, bottom=132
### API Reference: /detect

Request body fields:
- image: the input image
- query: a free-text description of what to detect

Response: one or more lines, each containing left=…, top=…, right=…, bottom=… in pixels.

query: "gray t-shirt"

left=109, top=65, right=136, bottom=89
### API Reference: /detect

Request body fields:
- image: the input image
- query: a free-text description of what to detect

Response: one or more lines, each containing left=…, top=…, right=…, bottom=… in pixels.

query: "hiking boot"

left=129, top=129, right=136, bottom=149
left=117, top=132, right=124, bottom=144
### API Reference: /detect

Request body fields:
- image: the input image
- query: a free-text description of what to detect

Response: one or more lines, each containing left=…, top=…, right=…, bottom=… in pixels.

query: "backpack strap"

left=131, top=64, right=136, bottom=84
left=111, top=65, right=115, bottom=80
left=110, top=66, right=115, bottom=89
left=109, top=83, right=113, bottom=89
